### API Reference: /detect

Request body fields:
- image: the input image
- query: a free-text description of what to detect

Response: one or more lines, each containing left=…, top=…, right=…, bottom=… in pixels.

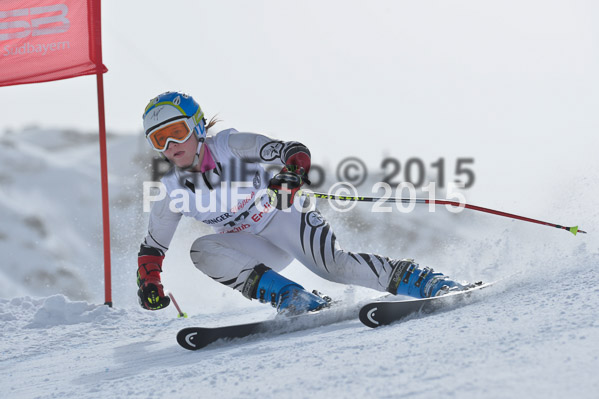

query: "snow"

left=1, top=128, right=598, bottom=398
left=2, top=260, right=598, bottom=398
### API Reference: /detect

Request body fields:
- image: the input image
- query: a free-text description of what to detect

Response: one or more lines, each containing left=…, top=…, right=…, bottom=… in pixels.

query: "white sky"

left=2, top=0, right=598, bottom=211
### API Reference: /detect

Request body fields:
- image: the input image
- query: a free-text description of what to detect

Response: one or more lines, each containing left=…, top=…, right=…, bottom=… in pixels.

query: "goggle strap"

left=191, top=106, right=204, bottom=126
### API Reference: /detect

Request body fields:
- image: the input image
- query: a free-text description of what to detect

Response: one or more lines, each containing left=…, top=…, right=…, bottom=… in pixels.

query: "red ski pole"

left=304, top=192, right=587, bottom=236
left=167, top=292, right=187, bottom=318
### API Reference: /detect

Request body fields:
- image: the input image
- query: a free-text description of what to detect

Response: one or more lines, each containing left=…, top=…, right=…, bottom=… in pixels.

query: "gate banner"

left=0, top=0, right=107, bottom=87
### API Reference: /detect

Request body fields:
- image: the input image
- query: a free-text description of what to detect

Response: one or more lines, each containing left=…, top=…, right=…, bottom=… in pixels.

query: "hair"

left=205, top=115, right=221, bottom=131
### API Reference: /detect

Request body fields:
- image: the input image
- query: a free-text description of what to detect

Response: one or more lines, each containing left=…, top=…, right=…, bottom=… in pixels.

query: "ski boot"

left=386, top=259, right=469, bottom=298
left=242, top=264, right=329, bottom=315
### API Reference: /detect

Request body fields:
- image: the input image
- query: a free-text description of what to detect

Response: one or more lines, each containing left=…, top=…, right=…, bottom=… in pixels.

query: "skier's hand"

left=281, top=164, right=311, bottom=186
left=137, top=255, right=170, bottom=310
left=268, top=167, right=309, bottom=210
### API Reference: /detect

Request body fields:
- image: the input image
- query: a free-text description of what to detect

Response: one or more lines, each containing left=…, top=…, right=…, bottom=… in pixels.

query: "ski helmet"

left=142, top=91, right=206, bottom=152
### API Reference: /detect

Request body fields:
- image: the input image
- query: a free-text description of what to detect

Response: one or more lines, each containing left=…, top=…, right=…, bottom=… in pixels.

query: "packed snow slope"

left=1, top=128, right=598, bottom=398
left=2, top=254, right=598, bottom=399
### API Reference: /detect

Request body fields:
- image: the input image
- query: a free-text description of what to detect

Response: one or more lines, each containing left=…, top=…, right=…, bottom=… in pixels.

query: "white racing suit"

left=143, top=129, right=407, bottom=298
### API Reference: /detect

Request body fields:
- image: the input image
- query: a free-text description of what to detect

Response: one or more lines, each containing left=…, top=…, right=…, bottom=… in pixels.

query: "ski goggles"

left=146, top=117, right=196, bottom=152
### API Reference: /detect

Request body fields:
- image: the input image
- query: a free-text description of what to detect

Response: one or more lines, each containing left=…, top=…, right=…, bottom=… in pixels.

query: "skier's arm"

left=143, top=193, right=182, bottom=253
left=227, top=132, right=312, bottom=210
left=227, top=132, right=311, bottom=174
left=137, top=194, right=182, bottom=310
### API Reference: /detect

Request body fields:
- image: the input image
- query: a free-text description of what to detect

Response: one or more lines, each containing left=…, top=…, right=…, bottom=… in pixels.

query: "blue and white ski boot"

left=386, top=259, right=470, bottom=298
left=242, top=264, right=329, bottom=315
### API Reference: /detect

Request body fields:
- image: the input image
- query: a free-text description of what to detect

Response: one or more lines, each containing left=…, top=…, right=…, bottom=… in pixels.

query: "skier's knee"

left=189, top=236, right=218, bottom=272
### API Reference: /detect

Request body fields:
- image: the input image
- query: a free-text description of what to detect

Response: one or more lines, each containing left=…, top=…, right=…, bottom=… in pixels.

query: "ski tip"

left=177, top=327, right=210, bottom=350
left=359, top=304, right=382, bottom=329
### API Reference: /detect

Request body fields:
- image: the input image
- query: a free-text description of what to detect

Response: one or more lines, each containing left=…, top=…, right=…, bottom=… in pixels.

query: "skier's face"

left=163, top=134, right=200, bottom=169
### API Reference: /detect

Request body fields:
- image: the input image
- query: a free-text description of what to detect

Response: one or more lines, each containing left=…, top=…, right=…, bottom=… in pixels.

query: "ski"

left=359, top=281, right=495, bottom=328
left=177, top=282, right=497, bottom=349
left=177, top=302, right=361, bottom=350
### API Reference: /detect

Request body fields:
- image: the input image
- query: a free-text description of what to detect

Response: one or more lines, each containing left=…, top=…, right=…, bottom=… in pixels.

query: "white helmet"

left=142, top=91, right=206, bottom=152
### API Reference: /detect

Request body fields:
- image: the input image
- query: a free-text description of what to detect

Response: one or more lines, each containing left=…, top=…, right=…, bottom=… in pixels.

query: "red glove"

left=137, top=251, right=170, bottom=310
left=268, top=148, right=311, bottom=210
left=283, top=150, right=311, bottom=180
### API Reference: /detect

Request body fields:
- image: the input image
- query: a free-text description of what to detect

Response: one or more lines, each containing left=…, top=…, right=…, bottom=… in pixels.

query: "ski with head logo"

left=176, top=302, right=362, bottom=351
left=359, top=281, right=496, bottom=328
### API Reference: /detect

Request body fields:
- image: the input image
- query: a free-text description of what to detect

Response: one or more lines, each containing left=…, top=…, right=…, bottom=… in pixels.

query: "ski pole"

left=302, top=191, right=587, bottom=236
left=167, top=292, right=188, bottom=318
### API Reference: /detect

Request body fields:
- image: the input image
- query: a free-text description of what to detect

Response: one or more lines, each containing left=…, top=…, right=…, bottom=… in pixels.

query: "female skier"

left=137, top=91, right=472, bottom=314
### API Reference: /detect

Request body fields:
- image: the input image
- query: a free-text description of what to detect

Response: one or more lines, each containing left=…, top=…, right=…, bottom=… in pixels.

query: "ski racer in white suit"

left=137, top=91, right=470, bottom=314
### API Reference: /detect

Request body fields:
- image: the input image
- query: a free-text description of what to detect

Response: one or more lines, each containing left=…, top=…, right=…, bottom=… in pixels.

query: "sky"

left=1, top=0, right=598, bottom=209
